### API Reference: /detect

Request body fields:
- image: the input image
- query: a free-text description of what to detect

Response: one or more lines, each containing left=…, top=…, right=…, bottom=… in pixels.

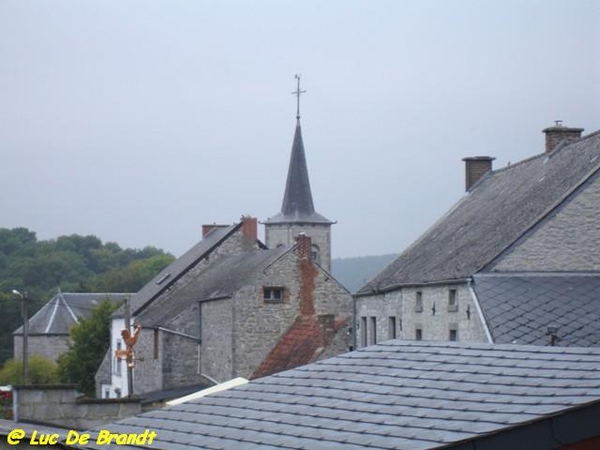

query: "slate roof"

left=266, top=120, right=332, bottom=224
left=84, top=341, right=600, bottom=450
left=13, top=292, right=130, bottom=336
left=473, top=272, right=600, bottom=347
left=358, top=130, right=600, bottom=294
left=136, top=247, right=288, bottom=327
left=123, top=224, right=240, bottom=317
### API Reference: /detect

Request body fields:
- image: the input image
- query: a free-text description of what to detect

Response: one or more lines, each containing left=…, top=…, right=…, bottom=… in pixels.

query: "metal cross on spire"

left=292, top=74, right=306, bottom=120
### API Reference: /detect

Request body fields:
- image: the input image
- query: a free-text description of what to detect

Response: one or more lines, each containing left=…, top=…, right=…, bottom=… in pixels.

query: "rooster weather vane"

left=115, top=324, right=141, bottom=368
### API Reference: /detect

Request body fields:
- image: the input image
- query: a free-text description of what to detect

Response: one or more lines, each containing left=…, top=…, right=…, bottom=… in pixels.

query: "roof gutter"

left=354, top=278, right=470, bottom=297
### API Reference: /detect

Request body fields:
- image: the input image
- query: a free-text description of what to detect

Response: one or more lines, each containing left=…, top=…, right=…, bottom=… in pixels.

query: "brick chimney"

left=295, top=233, right=311, bottom=260
left=462, top=156, right=495, bottom=191
left=240, top=216, right=258, bottom=241
left=543, top=121, right=584, bottom=153
left=202, top=224, right=229, bottom=238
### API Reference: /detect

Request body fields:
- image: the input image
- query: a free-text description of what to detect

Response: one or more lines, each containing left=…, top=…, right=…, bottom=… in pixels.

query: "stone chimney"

left=202, top=224, right=229, bottom=238
left=543, top=121, right=584, bottom=153
left=462, top=156, right=495, bottom=191
left=240, top=216, right=258, bottom=242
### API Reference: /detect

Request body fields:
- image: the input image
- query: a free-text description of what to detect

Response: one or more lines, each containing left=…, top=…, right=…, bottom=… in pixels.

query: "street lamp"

left=12, top=290, right=29, bottom=384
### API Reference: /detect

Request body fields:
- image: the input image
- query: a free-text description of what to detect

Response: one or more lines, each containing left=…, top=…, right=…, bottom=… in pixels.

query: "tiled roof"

left=266, top=120, right=332, bottom=224
left=473, top=272, right=600, bottom=347
left=122, top=224, right=240, bottom=317
left=251, top=314, right=347, bottom=379
left=84, top=341, right=600, bottom=450
left=136, top=247, right=288, bottom=327
left=13, top=292, right=130, bottom=336
left=358, top=130, right=600, bottom=294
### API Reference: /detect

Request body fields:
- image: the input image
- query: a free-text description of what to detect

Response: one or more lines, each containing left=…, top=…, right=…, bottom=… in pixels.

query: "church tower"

left=264, top=75, right=334, bottom=272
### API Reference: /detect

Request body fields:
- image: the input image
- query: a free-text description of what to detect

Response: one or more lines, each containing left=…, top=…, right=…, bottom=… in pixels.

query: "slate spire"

left=281, top=119, right=314, bottom=216
left=267, top=76, right=332, bottom=225
left=268, top=118, right=332, bottom=224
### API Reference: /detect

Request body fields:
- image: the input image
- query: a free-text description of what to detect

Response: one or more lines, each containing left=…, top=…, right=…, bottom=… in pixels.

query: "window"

left=115, top=341, right=122, bottom=375
left=388, top=316, right=397, bottom=340
left=360, top=317, right=368, bottom=347
left=448, top=289, right=458, bottom=312
left=415, top=328, right=423, bottom=341
left=369, top=317, right=377, bottom=345
left=449, top=329, right=458, bottom=341
left=311, top=244, right=320, bottom=264
left=415, top=291, right=423, bottom=313
left=264, top=287, right=284, bottom=304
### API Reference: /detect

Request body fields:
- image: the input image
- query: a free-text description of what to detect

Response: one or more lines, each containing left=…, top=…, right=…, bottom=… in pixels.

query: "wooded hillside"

left=0, top=227, right=174, bottom=364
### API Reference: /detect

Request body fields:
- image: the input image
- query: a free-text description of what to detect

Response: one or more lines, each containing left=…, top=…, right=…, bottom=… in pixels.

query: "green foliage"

left=0, top=227, right=174, bottom=364
left=0, top=355, right=60, bottom=385
left=57, top=299, right=117, bottom=397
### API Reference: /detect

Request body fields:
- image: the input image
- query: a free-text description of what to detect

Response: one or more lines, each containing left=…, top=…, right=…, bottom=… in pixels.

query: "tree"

left=0, top=355, right=59, bottom=385
left=57, top=299, right=118, bottom=396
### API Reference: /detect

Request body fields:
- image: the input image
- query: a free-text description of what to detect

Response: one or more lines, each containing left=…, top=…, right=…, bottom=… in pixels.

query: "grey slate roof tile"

left=13, top=292, right=129, bottom=335
left=137, top=246, right=287, bottom=326
left=85, top=341, right=600, bottom=450
left=124, top=224, right=239, bottom=316
left=474, top=273, right=600, bottom=347
left=358, top=131, right=600, bottom=293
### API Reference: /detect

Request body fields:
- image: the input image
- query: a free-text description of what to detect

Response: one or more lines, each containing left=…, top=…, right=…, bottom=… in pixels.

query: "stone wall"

left=13, top=385, right=141, bottom=430
left=200, top=298, right=233, bottom=383
left=355, top=283, right=487, bottom=347
left=13, top=335, right=70, bottom=363
left=265, top=223, right=332, bottom=272
left=129, top=329, right=163, bottom=396
left=488, top=172, right=600, bottom=272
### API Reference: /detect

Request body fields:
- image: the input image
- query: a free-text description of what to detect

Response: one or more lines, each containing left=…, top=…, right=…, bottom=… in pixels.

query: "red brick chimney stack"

left=241, top=216, right=258, bottom=242
left=295, top=233, right=312, bottom=260
left=462, top=156, right=495, bottom=191
left=543, top=121, right=584, bottom=153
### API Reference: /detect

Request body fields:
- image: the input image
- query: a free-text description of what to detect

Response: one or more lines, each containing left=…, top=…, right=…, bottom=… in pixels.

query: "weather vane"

left=292, top=74, right=306, bottom=120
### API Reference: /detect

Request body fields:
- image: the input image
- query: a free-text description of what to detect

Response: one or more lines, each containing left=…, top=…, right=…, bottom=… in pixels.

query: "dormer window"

left=263, top=287, right=285, bottom=304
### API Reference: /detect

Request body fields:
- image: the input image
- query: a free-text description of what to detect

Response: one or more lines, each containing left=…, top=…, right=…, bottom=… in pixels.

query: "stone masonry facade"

left=13, top=335, right=70, bottom=364
left=488, top=172, right=600, bottom=272
left=355, top=283, right=488, bottom=348
left=265, top=223, right=332, bottom=273
left=127, top=232, right=352, bottom=394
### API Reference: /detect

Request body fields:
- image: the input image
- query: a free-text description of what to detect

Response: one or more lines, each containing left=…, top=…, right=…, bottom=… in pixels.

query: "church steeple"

left=276, top=120, right=331, bottom=223
left=265, top=75, right=334, bottom=272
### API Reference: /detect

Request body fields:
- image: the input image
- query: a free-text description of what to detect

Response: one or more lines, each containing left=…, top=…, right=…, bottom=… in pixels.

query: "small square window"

left=415, top=328, right=423, bottom=341
left=415, top=291, right=423, bottom=313
left=449, top=329, right=458, bottom=341
left=448, top=289, right=458, bottom=312
left=264, top=287, right=284, bottom=304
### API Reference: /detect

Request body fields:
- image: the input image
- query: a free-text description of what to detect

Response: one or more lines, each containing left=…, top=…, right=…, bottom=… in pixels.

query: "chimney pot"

left=462, top=156, right=495, bottom=191
left=542, top=123, right=584, bottom=153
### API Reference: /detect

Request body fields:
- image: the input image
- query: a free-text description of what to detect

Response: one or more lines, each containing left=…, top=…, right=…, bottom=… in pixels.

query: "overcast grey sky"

left=1, top=0, right=599, bottom=259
